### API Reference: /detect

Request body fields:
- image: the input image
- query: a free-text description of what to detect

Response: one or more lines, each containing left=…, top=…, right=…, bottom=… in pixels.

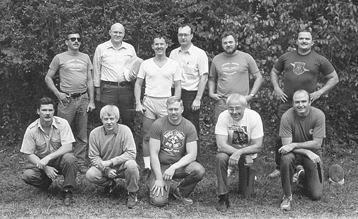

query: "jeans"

left=22, top=153, right=78, bottom=190
left=57, top=93, right=89, bottom=166
left=86, top=160, right=139, bottom=192
left=281, top=152, right=323, bottom=200
left=100, top=82, right=135, bottom=132
left=149, top=161, right=205, bottom=206
left=216, top=153, right=257, bottom=198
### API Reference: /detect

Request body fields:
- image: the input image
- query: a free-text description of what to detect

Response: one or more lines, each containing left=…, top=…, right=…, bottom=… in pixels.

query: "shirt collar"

left=103, top=123, right=119, bottom=135
left=179, top=44, right=194, bottom=54
left=106, top=40, right=127, bottom=50
left=37, top=117, right=59, bottom=132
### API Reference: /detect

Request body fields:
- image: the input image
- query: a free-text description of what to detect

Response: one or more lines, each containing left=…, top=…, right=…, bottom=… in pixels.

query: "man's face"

left=177, top=26, right=193, bottom=47
left=152, top=37, right=167, bottom=56
left=110, top=24, right=125, bottom=44
left=227, top=103, right=245, bottom=121
left=222, top=35, right=237, bottom=54
left=293, top=92, right=311, bottom=116
left=167, top=102, right=183, bottom=122
left=37, top=104, right=55, bottom=123
left=101, top=114, right=119, bottom=132
left=297, top=32, right=313, bottom=52
left=66, top=33, right=81, bottom=50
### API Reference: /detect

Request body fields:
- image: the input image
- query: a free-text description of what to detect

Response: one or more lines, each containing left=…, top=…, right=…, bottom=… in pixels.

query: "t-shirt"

left=150, top=116, right=198, bottom=165
left=20, top=116, right=75, bottom=159
left=137, top=58, right=182, bottom=97
left=279, top=106, right=326, bottom=154
left=209, top=51, right=259, bottom=98
left=215, top=108, right=264, bottom=158
left=274, top=50, right=335, bottom=100
left=49, top=51, right=93, bottom=93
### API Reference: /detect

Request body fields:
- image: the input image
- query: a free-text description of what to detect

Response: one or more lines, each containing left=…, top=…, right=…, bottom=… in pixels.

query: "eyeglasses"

left=69, top=37, right=81, bottom=42
left=178, top=33, right=191, bottom=38
left=228, top=106, right=244, bottom=113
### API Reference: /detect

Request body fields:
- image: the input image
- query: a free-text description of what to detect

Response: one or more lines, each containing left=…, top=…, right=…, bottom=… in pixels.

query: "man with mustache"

left=45, top=30, right=95, bottom=174
left=279, top=89, right=325, bottom=211
left=135, top=35, right=181, bottom=180
left=21, top=97, right=78, bottom=206
left=268, top=30, right=339, bottom=178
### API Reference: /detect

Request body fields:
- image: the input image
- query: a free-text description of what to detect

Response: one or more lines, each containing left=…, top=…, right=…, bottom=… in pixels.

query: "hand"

left=306, top=151, right=321, bottom=163
left=101, top=160, right=112, bottom=168
left=244, top=95, right=253, bottom=102
left=274, top=88, right=288, bottom=103
left=151, top=178, right=167, bottom=197
left=309, top=91, right=322, bottom=103
left=107, top=169, right=117, bottom=179
left=87, top=101, right=96, bottom=112
left=43, top=166, right=58, bottom=180
left=94, top=161, right=105, bottom=171
left=37, top=157, right=51, bottom=169
left=209, top=93, right=222, bottom=102
left=95, top=89, right=101, bottom=102
left=244, top=155, right=253, bottom=167
left=229, top=151, right=241, bottom=166
left=191, top=98, right=201, bottom=111
left=278, top=143, right=296, bottom=154
left=135, top=103, right=145, bottom=114
left=163, top=167, right=175, bottom=180
left=58, top=92, right=69, bottom=105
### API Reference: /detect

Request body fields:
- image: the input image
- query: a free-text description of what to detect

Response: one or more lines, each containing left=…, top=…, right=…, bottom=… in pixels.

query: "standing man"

left=169, top=24, right=209, bottom=149
left=45, top=30, right=95, bottom=174
left=135, top=35, right=182, bottom=176
left=21, top=97, right=78, bottom=206
left=86, top=105, right=139, bottom=209
left=149, top=97, right=205, bottom=207
left=93, top=23, right=137, bottom=131
left=214, top=93, right=263, bottom=211
left=268, top=30, right=339, bottom=178
left=279, top=89, right=325, bottom=211
left=209, top=31, right=263, bottom=123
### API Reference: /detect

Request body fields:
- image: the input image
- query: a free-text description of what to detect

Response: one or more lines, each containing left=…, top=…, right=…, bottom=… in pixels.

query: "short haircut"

left=221, top=31, right=237, bottom=42
left=293, top=89, right=310, bottom=100
left=178, top=24, right=193, bottom=34
left=298, top=29, right=313, bottom=39
left=226, top=93, right=247, bottom=107
left=37, top=97, right=55, bottom=109
left=65, top=30, right=80, bottom=39
left=152, top=34, right=168, bottom=44
left=100, top=105, right=120, bottom=119
left=166, top=96, right=183, bottom=107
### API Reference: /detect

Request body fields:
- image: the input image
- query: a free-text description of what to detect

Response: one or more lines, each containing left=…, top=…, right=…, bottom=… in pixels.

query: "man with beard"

left=268, top=31, right=339, bottom=178
left=209, top=31, right=263, bottom=123
left=93, top=23, right=137, bottom=132
left=45, top=30, right=95, bottom=174
left=148, top=97, right=205, bottom=206
left=279, top=89, right=325, bottom=211
left=135, top=35, right=181, bottom=178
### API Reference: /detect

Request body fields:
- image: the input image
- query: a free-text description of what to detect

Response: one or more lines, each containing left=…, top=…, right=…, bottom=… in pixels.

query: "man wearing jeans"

left=279, top=89, right=325, bottom=211
left=45, top=30, right=95, bottom=174
left=149, top=97, right=205, bottom=206
left=214, top=93, right=263, bottom=212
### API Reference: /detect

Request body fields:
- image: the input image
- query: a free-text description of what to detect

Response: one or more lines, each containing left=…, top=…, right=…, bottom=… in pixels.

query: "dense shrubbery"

left=1, top=0, right=358, bottom=150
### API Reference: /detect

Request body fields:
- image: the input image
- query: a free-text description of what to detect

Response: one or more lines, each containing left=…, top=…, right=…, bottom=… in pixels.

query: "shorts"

left=142, top=96, right=168, bottom=119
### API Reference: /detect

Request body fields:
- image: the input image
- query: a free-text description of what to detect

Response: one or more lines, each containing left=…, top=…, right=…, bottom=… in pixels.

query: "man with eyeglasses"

left=93, top=23, right=138, bottom=133
left=214, top=93, right=263, bottom=211
left=45, top=30, right=95, bottom=174
left=169, top=24, right=209, bottom=157
left=208, top=31, right=263, bottom=123
left=148, top=96, right=205, bottom=207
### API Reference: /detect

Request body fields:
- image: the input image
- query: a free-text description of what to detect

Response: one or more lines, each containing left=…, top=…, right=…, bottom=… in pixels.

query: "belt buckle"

left=70, top=92, right=80, bottom=98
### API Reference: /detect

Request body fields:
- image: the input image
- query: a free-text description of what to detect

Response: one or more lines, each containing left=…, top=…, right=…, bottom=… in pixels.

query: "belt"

left=101, top=80, right=132, bottom=86
left=64, top=91, right=87, bottom=98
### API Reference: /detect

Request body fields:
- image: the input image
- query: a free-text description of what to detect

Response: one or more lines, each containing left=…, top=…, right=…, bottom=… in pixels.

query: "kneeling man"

left=86, top=105, right=139, bottom=209
left=215, top=93, right=264, bottom=211
left=149, top=96, right=205, bottom=206
left=21, top=97, right=78, bottom=206
left=279, top=89, right=324, bottom=211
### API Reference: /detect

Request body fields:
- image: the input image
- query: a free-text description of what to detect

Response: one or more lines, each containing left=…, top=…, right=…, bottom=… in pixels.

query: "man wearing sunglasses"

left=45, top=31, right=95, bottom=175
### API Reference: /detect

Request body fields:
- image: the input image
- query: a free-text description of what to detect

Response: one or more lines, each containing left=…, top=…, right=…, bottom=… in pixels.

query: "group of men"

left=20, top=21, right=339, bottom=212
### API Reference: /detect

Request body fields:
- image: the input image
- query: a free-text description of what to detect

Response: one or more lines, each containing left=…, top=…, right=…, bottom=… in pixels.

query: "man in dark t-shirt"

left=148, top=96, right=205, bottom=207
left=268, top=31, right=338, bottom=178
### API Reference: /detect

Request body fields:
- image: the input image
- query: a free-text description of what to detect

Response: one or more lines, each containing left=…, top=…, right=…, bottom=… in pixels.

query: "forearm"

left=173, top=82, right=181, bottom=98
left=270, top=70, right=281, bottom=90
left=293, top=140, right=321, bottom=151
left=150, top=155, right=163, bottom=180
left=292, top=148, right=312, bottom=156
left=87, top=77, right=95, bottom=103
left=44, top=144, right=72, bottom=161
left=45, top=75, right=61, bottom=98
left=318, top=76, right=339, bottom=95
left=110, top=151, right=136, bottom=166
left=196, top=74, right=208, bottom=99
left=25, top=154, right=41, bottom=165
left=134, top=81, right=142, bottom=104
left=250, top=73, right=263, bottom=95
left=170, top=154, right=196, bottom=170
left=208, top=78, right=216, bottom=96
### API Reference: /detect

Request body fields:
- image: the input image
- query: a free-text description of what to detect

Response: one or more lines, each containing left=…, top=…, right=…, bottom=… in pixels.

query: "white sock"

left=143, top=157, right=151, bottom=169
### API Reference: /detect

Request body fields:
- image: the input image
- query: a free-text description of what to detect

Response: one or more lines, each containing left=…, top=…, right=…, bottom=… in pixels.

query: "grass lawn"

left=1, top=115, right=357, bottom=219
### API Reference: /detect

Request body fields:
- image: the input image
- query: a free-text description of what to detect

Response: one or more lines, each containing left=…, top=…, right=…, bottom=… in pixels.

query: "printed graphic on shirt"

left=222, top=62, right=240, bottom=75
left=291, top=62, right=309, bottom=75
left=229, top=125, right=248, bottom=145
left=67, top=59, right=87, bottom=71
left=162, top=129, right=185, bottom=153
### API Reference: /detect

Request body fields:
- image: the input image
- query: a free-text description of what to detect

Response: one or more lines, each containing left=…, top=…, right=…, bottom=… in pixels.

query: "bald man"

left=93, top=23, right=137, bottom=131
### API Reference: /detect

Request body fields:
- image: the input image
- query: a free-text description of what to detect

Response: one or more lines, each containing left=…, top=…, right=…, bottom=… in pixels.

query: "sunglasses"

left=69, top=37, right=81, bottom=42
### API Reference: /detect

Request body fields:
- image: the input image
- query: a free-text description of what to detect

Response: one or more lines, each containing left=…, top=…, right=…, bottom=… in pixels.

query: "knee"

left=150, top=194, right=168, bottom=207
left=125, top=160, right=139, bottom=174
left=310, top=190, right=323, bottom=200
left=280, top=154, right=293, bottom=167
left=86, top=167, right=101, bottom=183
left=62, top=153, right=77, bottom=165
left=216, top=153, right=229, bottom=165
left=194, top=165, right=206, bottom=180
left=22, top=169, right=35, bottom=183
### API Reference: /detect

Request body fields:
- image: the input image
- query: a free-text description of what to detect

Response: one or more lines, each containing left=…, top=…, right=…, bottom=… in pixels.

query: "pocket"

left=50, top=135, right=62, bottom=151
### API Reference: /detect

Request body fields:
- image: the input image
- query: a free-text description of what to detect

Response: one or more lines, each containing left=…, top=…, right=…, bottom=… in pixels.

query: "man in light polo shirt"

left=93, top=23, right=137, bottom=131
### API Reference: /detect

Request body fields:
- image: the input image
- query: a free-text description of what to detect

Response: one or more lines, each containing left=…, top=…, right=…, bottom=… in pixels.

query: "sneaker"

left=173, top=187, right=193, bottom=205
left=63, top=190, right=73, bottom=206
left=268, top=169, right=280, bottom=178
left=216, top=194, right=230, bottom=212
left=127, top=192, right=139, bottom=209
left=104, top=180, right=116, bottom=196
left=78, top=165, right=89, bottom=174
left=280, top=194, right=292, bottom=211
left=140, top=168, right=151, bottom=182
left=293, top=165, right=304, bottom=183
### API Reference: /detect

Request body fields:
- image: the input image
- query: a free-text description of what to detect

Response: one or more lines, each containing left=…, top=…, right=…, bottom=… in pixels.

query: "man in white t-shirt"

left=214, top=93, right=264, bottom=211
left=135, top=35, right=182, bottom=179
